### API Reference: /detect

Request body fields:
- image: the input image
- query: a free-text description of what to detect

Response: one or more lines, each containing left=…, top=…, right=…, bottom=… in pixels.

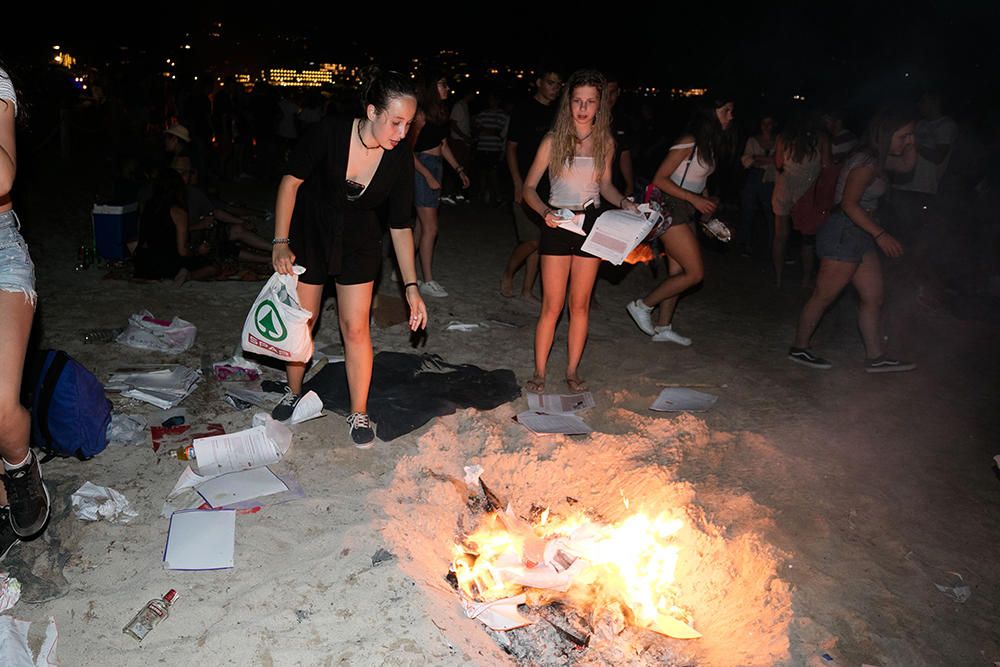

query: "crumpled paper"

left=116, top=310, right=197, bottom=354
left=934, top=572, right=972, bottom=603
left=0, top=573, right=21, bottom=613
left=106, top=414, right=148, bottom=446
left=0, top=616, right=58, bottom=666
left=71, top=482, right=139, bottom=524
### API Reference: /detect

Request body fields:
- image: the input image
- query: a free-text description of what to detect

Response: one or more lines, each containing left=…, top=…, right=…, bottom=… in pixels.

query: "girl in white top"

left=626, top=97, right=735, bottom=344
left=522, top=69, right=638, bottom=393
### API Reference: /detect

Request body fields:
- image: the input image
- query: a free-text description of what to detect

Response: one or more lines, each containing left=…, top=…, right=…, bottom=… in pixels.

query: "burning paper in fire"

left=451, top=497, right=701, bottom=639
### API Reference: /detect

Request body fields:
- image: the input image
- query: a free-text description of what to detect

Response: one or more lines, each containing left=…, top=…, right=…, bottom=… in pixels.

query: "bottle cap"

left=164, top=589, right=178, bottom=603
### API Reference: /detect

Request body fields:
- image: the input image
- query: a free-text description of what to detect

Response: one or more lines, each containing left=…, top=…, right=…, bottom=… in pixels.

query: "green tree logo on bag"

left=254, top=300, right=287, bottom=342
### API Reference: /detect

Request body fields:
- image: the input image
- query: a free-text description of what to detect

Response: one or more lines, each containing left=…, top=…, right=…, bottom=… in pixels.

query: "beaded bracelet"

left=272, top=237, right=290, bottom=245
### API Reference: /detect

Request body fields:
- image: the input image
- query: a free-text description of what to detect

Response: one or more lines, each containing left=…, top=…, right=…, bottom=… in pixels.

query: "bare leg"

left=534, top=254, right=571, bottom=382
left=793, top=258, right=858, bottom=349
left=522, top=249, right=540, bottom=300
left=850, top=251, right=885, bottom=358
left=0, top=293, right=34, bottom=506
left=501, top=240, right=539, bottom=297
left=655, top=255, right=683, bottom=327
left=286, top=282, right=324, bottom=394
left=642, top=224, right=703, bottom=312
left=773, top=213, right=790, bottom=286
left=415, top=206, right=439, bottom=282
left=565, top=256, right=600, bottom=383
left=800, top=239, right=816, bottom=288
left=335, top=281, right=375, bottom=414
left=228, top=223, right=272, bottom=252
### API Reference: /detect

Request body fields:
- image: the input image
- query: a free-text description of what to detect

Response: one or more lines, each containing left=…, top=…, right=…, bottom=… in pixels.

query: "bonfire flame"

left=453, top=498, right=700, bottom=639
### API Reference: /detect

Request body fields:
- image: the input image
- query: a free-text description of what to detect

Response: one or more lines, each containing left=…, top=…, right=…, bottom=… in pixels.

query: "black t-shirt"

left=508, top=97, right=557, bottom=177
left=285, top=116, right=415, bottom=277
left=286, top=116, right=414, bottom=231
left=611, top=113, right=633, bottom=194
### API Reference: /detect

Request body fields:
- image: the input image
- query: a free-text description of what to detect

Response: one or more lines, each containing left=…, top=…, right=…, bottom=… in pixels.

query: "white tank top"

left=549, top=157, right=601, bottom=209
left=669, top=143, right=714, bottom=194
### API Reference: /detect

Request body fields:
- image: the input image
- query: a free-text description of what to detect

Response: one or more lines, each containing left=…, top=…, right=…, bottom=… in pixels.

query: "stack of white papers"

left=107, top=366, right=201, bottom=409
left=163, top=509, right=236, bottom=570
left=515, top=411, right=593, bottom=435
left=580, top=205, right=660, bottom=265
left=649, top=387, right=718, bottom=412
left=527, top=392, right=595, bottom=415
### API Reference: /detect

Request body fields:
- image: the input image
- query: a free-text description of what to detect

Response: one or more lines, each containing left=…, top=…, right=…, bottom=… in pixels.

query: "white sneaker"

left=652, top=324, right=691, bottom=346
left=626, top=299, right=655, bottom=335
left=419, top=280, right=449, bottom=298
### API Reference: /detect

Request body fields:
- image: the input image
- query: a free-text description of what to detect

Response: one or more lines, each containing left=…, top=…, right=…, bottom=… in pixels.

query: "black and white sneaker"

left=865, top=356, right=916, bottom=374
left=346, top=412, right=376, bottom=449
left=2, top=451, right=51, bottom=538
left=0, top=507, right=21, bottom=561
left=272, top=391, right=301, bottom=421
left=788, top=347, right=833, bottom=370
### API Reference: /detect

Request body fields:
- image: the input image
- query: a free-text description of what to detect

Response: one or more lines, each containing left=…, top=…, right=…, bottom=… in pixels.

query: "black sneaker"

left=346, top=412, right=376, bottom=449
left=0, top=507, right=21, bottom=561
left=865, top=356, right=916, bottom=373
left=788, top=347, right=833, bottom=369
left=2, top=451, right=50, bottom=538
left=271, top=391, right=301, bottom=421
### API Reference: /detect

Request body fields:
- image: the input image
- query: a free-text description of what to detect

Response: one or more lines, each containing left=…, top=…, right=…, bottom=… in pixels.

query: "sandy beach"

left=6, top=182, right=999, bottom=666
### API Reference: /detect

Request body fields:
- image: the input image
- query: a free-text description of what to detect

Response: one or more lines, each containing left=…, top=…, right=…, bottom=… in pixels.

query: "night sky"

left=4, top=2, right=995, bottom=117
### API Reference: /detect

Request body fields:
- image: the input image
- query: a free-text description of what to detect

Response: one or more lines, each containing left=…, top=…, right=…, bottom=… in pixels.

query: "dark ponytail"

left=359, top=66, right=416, bottom=115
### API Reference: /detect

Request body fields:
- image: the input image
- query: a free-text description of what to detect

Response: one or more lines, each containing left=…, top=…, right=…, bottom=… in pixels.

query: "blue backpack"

left=26, top=350, right=111, bottom=460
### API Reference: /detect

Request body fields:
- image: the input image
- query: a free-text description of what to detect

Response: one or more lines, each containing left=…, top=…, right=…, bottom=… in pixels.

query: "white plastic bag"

left=116, top=311, right=197, bottom=353
left=241, top=266, right=314, bottom=362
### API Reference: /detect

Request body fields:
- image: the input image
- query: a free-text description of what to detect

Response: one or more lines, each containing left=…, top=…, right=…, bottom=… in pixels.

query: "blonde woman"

left=522, top=69, right=638, bottom=393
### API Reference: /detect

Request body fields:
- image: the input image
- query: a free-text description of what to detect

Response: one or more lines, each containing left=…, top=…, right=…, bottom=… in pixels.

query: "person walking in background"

left=790, top=107, right=918, bottom=372
left=500, top=67, right=562, bottom=301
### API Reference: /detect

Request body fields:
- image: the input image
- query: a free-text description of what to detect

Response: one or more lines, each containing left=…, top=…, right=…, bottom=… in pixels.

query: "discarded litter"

left=284, top=390, right=324, bottom=424
left=223, top=386, right=274, bottom=411
left=820, top=654, right=834, bottom=662
left=212, top=356, right=262, bottom=382
left=0, top=616, right=58, bottom=666
left=123, top=589, right=177, bottom=642
left=117, top=310, right=197, bottom=354
left=81, top=327, right=123, bottom=344
left=445, top=321, right=481, bottom=332
left=515, top=411, right=593, bottom=435
left=71, top=482, right=139, bottom=524
left=461, top=593, right=532, bottom=631
left=182, top=414, right=293, bottom=476
left=163, top=509, right=236, bottom=570
left=106, top=414, right=148, bottom=446
left=106, top=366, right=201, bottom=409
left=371, top=548, right=395, bottom=567
left=649, top=387, right=718, bottom=412
left=0, top=573, right=21, bottom=613
left=195, top=468, right=289, bottom=508
left=934, top=572, right=971, bottom=603
left=527, top=391, right=595, bottom=415
left=700, top=218, right=732, bottom=242
left=150, top=422, right=225, bottom=453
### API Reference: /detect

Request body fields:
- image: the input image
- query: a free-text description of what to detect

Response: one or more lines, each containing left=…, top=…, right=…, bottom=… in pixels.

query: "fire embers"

left=449, top=493, right=701, bottom=643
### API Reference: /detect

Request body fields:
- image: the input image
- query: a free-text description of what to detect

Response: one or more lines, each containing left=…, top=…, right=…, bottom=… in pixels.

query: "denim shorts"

left=414, top=153, right=443, bottom=208
left=816, top=209, right=877, bottom=263
left=0, top=210, right=37, bottom=307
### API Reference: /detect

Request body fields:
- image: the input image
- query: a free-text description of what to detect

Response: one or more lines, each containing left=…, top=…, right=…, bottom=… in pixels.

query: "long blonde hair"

left=549, top=69, right=611, bottom=181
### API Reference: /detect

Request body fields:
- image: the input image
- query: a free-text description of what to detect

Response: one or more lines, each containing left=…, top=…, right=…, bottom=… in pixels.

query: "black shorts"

left=539, top=207, right=600, bottom=258
left=290, top=199, right=384, bottom=286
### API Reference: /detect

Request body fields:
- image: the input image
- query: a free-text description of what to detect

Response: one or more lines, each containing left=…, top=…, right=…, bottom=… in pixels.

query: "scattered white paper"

left=191, top=416, right=293, bottom=476
left=463, top=465, right=484, bottom=487
left=223, top=386, right=274, bottom=410
left=196, top=468, right=288, bottom=508
left=163, top=509, right=236, bottom=570
left=71, top=482, right=139, bottom=524
left=288, top=390, right=323, bottom=424
left=445, top=321, right=481, bottom=332
left=212, top=355, right=262, bottom=381
left=107, top=366, right=201, bottom=409
left=461, top=593, right=531, bottom=631
left=116, top=310, right=197, bottom=354
left=516, top=411, right=592, bottom=435
left=649, top=387, right=718, bottom=412
left=106, top=414, right=148, bottom=446
left=0, top=616, right=58, bottom=667
left=527, top=392, right=595, bottom=415
left=0, top=573, right=21, bottom=613
left=935, top=583, right=972, bottom=603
